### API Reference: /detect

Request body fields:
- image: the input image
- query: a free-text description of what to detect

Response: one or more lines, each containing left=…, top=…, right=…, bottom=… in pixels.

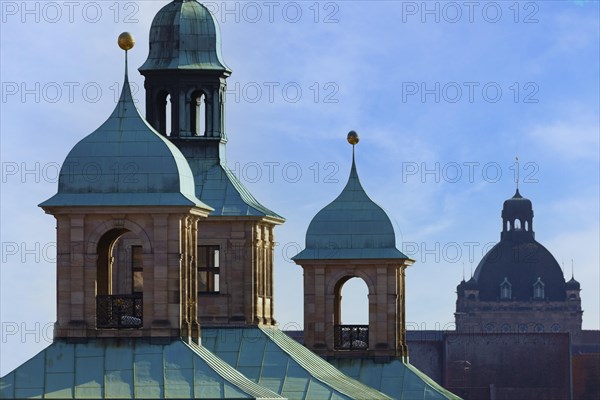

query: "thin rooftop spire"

left=515, top=154, right=519, bottom=191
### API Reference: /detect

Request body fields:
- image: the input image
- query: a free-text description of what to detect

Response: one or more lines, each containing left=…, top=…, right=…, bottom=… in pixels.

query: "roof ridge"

left=184, top=340, right=284, bottom=399
left=259, top=326, right=393, bottom=399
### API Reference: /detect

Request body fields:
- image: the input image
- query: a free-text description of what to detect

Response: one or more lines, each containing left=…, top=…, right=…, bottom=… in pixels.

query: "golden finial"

left=347, top=130, right=359, bottom=145
left=118, top=32, right=135, bottom=51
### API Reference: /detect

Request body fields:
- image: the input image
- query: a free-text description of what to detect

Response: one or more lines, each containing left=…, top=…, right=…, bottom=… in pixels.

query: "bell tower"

left=293, top=132, right=414, bottom=359
left=40, top=34, right=213, bottom=343
left=139, top=0, right=284, bottom=327
left=139, top=0, right=230, bottom=142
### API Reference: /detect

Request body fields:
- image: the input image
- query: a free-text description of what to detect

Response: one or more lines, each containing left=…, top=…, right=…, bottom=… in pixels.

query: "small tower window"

left=500, top=277, right=512, bottom=300
left=155, top=90, right=170, bottom=136
left=191, top=92, right=206, bottom=136
left=533, top=277, right=545, bottom=300
left=165, top=94, right=172, bottom=136
left=514, top=219, right=521, bottom=230
left=198, top=245, right=220, bottom=293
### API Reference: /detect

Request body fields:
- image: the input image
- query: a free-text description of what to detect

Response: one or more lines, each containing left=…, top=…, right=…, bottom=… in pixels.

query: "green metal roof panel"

left=293, top=156, right=406, bottom=261
left=329, top=358, right=462, bottom=400
left=193, top=162, right=284, bottom=219
left=0, top=339, right=284, bottom=399
left=139, top=0, right=230, bottom=72
left=202, top=327, right=393, bottom=400
left=40, top=76, right=212, bottom=210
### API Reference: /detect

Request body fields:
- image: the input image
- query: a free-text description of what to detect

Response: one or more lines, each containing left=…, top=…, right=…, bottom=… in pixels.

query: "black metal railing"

left=96, top=294, right=143, bottom=329
left=334, top=325, right=369, bottom=350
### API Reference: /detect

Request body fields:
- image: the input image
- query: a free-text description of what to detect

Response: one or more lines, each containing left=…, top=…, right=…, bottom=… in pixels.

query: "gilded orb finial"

left=118, top=32, right=135, bottom=51
left=347, top=130, right=359, bottom=145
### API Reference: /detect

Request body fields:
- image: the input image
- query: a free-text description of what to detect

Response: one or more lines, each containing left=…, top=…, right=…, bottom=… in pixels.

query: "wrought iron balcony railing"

left=334, top=325, right=369, bottom=350
left=96, top=294, right=143, bottom=329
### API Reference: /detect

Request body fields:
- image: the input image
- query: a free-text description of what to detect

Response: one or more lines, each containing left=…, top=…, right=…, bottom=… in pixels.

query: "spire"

left=515, top=154, right=519, bottom=192
left=342, top=130, right=365, bottom=195
left=348, top=130, right=359, bottom=176
left=118, top=31, right=135, bottom=78
left=571, top=259, right=575, bottom=279
left=114, top=32, right=136, bottom=117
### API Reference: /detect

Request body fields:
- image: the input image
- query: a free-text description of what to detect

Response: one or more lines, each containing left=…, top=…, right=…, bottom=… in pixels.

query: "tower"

left=455, top=189, right=583, bottom=335
left=39, top=35, right=213, bottom=342
left=139, top=0, right=230, bottom=140
left=138, top=0, right=284, bottom=327
left=293, top=133, right=415, bottom=359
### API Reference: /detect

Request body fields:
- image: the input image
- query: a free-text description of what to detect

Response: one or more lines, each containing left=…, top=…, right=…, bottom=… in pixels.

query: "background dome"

left=473, top=240, right=566, bottom=301
left=139, top=0, right=230, bottom=72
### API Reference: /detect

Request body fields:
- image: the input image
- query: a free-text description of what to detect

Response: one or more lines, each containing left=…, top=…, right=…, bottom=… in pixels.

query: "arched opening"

left=96, top=228, right=128, bottom=295
left=514, top=219, right=522, bottom=230
left=191, top=91, right=206, bottom=137
left=505, top=220, right=510, bottom=231
left=333, top=276, right=369, bottom=350
left=525, top=220, right=529, bottom=231
left=155, top=90, right=170, bottom=136
left=96, top=228, right=143, bottom=329
left=165, top=94, right=172, bottom=136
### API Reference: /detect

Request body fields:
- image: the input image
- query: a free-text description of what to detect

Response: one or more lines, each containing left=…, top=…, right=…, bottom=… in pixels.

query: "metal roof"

left=202, top=327, right=393, bottom=400
left=293, top=155, right=407, bottom=261
left=139, top=0, right=230, bottom=72
left=329, top=358, right=462, bottom=400
left=40, top=75, right=211, bottom=210
left=195, top=162, right=284, bottom=219
left=0, top=338, right=283, bottom=399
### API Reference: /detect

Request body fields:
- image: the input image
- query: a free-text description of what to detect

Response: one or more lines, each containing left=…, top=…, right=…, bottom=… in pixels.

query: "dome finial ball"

left=347, top=131, right=359, bottom=145
left=118, top=32, right=135, bottom=51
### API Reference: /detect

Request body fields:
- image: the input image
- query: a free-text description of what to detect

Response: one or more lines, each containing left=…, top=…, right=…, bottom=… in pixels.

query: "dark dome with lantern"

left=470, top=190, right=568, bottom=301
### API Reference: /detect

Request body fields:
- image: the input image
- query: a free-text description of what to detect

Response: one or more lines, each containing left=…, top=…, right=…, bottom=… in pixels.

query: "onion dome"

left=139, top=0, right=230, bottom=72
left=293, top=133, right=407, bottom=261
left=41, top=43, right=211, bottom=210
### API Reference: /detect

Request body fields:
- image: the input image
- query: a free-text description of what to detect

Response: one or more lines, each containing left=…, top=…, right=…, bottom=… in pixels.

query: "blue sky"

left=1, top=0, right=599, bottom=375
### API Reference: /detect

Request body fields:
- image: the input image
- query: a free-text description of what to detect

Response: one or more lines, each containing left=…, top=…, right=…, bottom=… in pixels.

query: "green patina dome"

left=293, top=154, right=407, bottom=260
left=40, top=75, right=212, bottom=209
left=139, top=0, right=230, bottom=72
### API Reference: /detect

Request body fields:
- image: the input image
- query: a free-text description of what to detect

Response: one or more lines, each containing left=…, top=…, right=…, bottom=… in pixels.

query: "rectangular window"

left=198, top=245, right=220, bottom=293
left=131, top=245, right=143, bottom=294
